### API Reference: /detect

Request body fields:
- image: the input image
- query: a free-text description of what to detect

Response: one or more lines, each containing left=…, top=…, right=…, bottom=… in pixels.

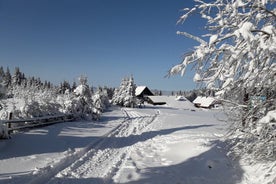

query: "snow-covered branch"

left=170, top=0, right=276, bottom=160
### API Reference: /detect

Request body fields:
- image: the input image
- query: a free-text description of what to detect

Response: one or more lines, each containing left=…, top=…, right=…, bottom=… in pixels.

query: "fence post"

left=8, top=112, right=13, bottom=129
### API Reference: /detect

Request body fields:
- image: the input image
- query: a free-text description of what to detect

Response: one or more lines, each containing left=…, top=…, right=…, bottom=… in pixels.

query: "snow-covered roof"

left=148, top=96, right=195, bottom=110
left=193, top=96, right=217, bottom=108
left=135, top=86, right=147, bottom=96
left=147, top=96, right=166, bottom=103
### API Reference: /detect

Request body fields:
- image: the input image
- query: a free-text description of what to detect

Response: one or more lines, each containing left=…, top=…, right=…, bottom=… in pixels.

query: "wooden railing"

left=0, top=114, right=75, bottom=133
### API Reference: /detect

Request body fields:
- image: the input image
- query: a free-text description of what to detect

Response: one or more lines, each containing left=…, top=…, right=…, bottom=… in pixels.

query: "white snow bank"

left=259, top=110, right=276, bottom=124
left=239, top=160, right=276, bottom=184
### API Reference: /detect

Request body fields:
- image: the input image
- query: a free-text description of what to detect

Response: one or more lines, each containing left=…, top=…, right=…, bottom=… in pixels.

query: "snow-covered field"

left=0, top=101, right=275, bottom=184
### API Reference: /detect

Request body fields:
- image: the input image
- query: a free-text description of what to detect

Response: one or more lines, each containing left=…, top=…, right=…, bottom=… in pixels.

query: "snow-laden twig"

left=177, top=31, right=207, bottom=45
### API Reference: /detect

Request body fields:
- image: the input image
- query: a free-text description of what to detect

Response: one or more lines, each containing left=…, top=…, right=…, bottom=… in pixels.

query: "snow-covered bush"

left=92, top=87, right=110, bottom=115
left=66, top=76, right=100, bottom=120
left=1, top=72, right=105, bottom=121
left=112, top=76, right=137, bottom=107
left=10, top=86, right=62, bottom=118
left=169, top=0, right=276, bottom=160
left=57, top=89, right=74, bottom=114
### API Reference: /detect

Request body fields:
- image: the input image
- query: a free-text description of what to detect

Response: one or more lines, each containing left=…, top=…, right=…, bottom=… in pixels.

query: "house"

left=135, top=86, right=155, bottom=106
left=193, top=96, right=220, bottom=108
left=135, top=86, right=154, bottom=98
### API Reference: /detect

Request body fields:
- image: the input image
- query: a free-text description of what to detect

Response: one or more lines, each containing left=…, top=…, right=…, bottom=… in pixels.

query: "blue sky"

left=0, top=0, right=204, bottom=91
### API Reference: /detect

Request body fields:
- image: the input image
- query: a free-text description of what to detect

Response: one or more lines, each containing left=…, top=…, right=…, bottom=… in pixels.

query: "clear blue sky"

left=0, top=0, right=205, bottom=91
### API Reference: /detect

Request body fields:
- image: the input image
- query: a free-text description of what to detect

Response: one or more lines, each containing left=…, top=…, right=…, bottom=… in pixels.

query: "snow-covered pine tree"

left=3, top=67, right=11, bottom=89
left=0, top=72, right=6, bottom=99
left=69, top=76, right=99, bottom=120
left=0, top=67, right=5, bottom=80
left=12, top=67, right=23, bottom=86
left=112, top=76, right=137, bottom=108
left=92, top=87, right=110, bottom=118
left=59, top=80, right=71, bottom=94
left=169, top=0, right=276, bottom=160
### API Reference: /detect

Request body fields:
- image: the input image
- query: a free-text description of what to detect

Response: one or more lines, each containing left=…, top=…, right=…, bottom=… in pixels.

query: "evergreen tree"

left=71, top=81, right=77, bottom=92
left=105, top=86, right=115, bottom=99
left=59, top=80, right=71, bottom=94
left=3, top=67, right=11, bottom=88
left=0, top=67, right=5, bottom=79
left=0, top=80, right=5, bottom=99
left=12, top=67, right=23, bottom=86
left=92, top=87, right=110, bottom=115
left=112, top=76, right=137, bottom=107
left=69, top=76, right=99, bottom=120
left=159, top=90, right=162, bottom=96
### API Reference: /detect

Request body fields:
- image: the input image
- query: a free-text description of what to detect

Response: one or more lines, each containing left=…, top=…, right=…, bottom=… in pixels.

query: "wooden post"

left=8, top=112, right=13, bottom=129
left=242, top=89, right=249, bottom=127
left=8, top=112, right=12, bottom=120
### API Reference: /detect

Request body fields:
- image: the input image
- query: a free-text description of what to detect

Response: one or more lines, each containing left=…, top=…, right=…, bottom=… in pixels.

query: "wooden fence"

left=0, top=114, right=75, bottom=133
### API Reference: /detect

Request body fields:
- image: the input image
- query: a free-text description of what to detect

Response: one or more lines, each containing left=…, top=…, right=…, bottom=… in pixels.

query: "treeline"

left=0, top=66, right=115, bottom=121
left=0, top=66, right=115, bottom=97
left=0, top=66, right=54, bottom=91
left=151, top=88, right=216, bottom=102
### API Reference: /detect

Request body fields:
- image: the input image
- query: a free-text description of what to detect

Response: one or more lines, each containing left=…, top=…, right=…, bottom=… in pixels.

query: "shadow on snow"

left=98, top=124, right=214, bottom=150
left=47, top=140, right=243, bottom=184
left=0, top=112, right=244, bottom=184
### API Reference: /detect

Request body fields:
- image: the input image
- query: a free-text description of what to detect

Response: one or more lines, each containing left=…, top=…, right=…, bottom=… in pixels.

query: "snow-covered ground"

left=0, top=102, right=275, bottom=184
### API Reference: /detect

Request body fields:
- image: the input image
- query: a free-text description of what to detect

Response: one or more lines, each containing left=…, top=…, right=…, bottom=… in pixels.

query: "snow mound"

left=259, top=110, right=276, bottom=124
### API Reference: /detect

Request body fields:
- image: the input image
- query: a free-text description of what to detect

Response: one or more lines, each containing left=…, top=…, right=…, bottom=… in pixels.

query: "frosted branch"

left=176, top=31, right=207, bottom=45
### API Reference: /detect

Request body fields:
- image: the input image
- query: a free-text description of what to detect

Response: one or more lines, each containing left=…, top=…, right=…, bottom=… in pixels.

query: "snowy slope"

left=0, top=104, right=275, bottom=184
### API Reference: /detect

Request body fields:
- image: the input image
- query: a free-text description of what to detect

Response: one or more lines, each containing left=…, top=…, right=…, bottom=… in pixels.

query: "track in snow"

left=31, top=108, right=158, bottom=184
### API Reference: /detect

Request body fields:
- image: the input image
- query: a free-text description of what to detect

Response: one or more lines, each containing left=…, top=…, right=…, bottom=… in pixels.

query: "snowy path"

left=37, top=108, right=158, bottom=184
left=112, top=108, right=243, bottom=184
left=1, top=106, right=251, bottom=184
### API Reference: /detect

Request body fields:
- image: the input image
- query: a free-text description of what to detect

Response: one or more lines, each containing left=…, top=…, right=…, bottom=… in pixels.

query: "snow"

left=193, top=72, right=202, bottom=82
left=209, top=34, right=218, bottom=45
left=147, top=95, right=196, bottom=110
left=0, top=102, right=274, bottom=183
left=73, top=84, right=87, bottom=96
left=193, top=96, right=218, bottom=108
left=235, top=22, right=255, bottom=41
left=135, top=86, right=147, bottom=96
left=259, top=110, right=276, bottom=124
left=169, top=64, right=184, bottom=75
